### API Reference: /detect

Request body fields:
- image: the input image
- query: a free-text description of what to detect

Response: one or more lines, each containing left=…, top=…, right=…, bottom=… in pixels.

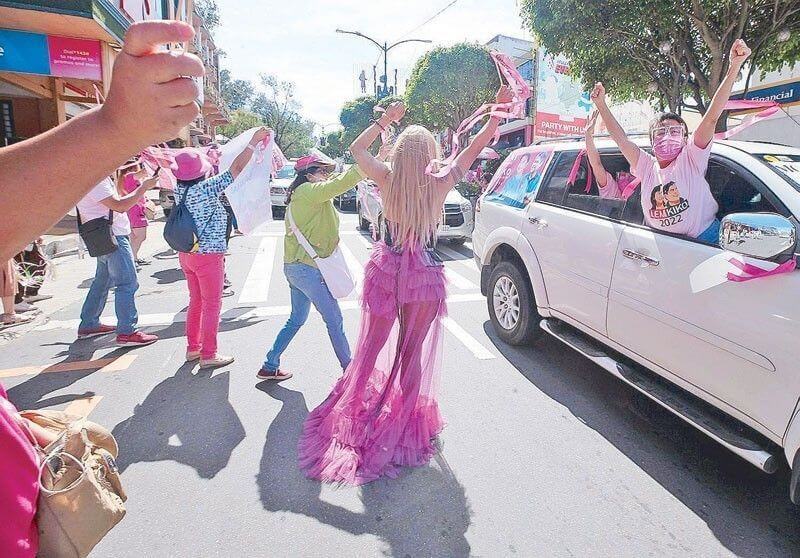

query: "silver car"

left=356, top=179, right=474, bottom=245
left=270, top=161, right=296, bottom=216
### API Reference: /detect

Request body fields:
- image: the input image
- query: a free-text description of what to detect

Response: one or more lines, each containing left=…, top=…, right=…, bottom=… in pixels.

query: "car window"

left=275, top=164, right=296, bottom=179
left=756, top=153, right=800, bottom=193
left=484, top=149, right=554, bottom=208
left=707, top=156, right=786, bottom=219
left=537, top=150, right=626, bottom=220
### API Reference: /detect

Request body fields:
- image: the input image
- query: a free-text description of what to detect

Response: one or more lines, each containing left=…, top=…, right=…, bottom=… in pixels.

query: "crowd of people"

left=0, top=17, right=754, bottom=556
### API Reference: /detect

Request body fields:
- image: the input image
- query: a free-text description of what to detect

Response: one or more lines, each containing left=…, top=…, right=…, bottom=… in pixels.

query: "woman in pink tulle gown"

left=299, top=87, right=512, bottom=485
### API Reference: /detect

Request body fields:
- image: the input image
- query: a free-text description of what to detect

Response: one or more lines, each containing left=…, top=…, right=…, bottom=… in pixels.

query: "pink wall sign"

left=47, top=36, right=102, bottom=81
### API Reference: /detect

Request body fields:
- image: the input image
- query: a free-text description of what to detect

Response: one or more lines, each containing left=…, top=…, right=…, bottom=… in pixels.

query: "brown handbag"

left=21, top=410, right=127, bottom=558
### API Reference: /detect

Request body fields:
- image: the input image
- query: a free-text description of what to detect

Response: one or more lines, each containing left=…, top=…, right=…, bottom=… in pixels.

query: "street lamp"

left=336, top=29, right=432, bottom=99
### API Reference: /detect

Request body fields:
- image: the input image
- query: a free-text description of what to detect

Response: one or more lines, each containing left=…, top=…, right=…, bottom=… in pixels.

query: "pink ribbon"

left=727, top=257, right=796, bottom=282
left=715, top=99, right=782, bottom=140
left=619, top=177, right=641, bottom=200
left=426, top=51, right=532, bottom=178
left=566, top=150, right=594, bottom=194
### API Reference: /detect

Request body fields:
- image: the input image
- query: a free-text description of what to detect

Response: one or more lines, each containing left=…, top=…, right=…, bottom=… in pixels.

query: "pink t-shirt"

left=633, top=134, right=718, bottom=237
left=598, top=171, right=621, bottom=199
left=0, top=385, right=39, bottom=558
left=122, top=174, right=148, bottom=229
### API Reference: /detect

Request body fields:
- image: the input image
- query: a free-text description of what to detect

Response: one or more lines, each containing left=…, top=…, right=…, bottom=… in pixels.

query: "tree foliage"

left=520, top=0, right=799, bottom=113
left=219, top=109, right=263, bottom=139
left=405, top=43, right=500, bottom=131
left=219, top=69, right=254, bottom=111
left=337, top=95, right=401, bottom=151
left=320, top=130, right=346, bottom=159
left=195, top=0, right=220, bottom=35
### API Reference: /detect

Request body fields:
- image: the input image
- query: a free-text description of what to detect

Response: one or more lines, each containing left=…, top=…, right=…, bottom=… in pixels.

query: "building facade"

left=0, top=0, right=227, bottom=147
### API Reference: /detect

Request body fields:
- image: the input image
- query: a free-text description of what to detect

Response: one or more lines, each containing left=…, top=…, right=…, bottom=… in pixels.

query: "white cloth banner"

left=219, top=127, right=275, bottom=234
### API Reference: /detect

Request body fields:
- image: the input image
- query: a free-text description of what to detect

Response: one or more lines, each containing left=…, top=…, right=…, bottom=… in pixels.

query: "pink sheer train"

left=298, top=241, right=447, bottom=485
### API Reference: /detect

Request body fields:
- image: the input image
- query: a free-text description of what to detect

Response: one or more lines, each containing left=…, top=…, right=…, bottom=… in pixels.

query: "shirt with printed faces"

left=174, top=171, right=234, bottom=254
left=76, top=177, right=131, bottom=237
left=633, top=134, right=718, bottom=237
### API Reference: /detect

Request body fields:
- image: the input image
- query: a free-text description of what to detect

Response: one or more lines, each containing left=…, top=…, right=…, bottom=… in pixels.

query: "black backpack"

left=164, top=187, right=216, bottom=253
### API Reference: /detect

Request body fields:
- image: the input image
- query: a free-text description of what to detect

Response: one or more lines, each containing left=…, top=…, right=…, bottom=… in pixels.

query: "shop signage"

left=0, top=28, right=102, bottom=81
left=732, top=80, right=800, bottom=106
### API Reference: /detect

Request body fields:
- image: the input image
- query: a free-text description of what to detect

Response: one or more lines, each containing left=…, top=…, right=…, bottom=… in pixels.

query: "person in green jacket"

left=258, top=153, right=364, bottom=380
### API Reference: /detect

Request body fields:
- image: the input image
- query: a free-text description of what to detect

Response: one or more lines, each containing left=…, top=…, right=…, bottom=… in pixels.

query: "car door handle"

left=528, top=216, right=548, bottom=229
left=622, top=249, right=660, bottom=267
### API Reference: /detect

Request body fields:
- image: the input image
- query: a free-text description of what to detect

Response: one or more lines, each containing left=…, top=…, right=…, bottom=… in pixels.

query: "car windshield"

left=756, top=154, right=800, bottom=193
left=275, top=164, right=296, bottom=179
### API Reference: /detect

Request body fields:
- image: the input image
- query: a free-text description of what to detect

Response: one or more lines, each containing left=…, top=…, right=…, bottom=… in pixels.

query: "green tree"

left=405, top=43, right=500, bottom=131
left=338, top=95, right=402, bottom=153
left=219, top=109, right=263, bottom=140
left=219, top=69, right=255, bottom=111
left=320, top=130, right=346, bottom=159
left=251, top=74, right=316, bottom=157
left=195, top=0, right=220, bottom=35
left=520, top=0, right=799, bottom=114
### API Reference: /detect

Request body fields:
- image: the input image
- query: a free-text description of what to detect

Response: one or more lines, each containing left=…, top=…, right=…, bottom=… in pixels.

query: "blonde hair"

left=384, top=125, right=442, bottom=246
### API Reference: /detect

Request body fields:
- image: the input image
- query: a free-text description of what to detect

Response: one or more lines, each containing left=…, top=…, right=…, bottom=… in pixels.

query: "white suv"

left=473, top=138, right=800, bottom=501
left=356, top=179, right=474, bottom=244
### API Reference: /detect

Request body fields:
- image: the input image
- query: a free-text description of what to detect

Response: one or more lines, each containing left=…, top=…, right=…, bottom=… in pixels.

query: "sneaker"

left=14, top=301, right=39, bottom=313
left=186, top=349, right=202, bottom=362
left=200, top=354, right=235, bottom=370
left=77, top=324, right=117, bottom=339
left=116, top=331, right=159, bottom=346
left=256, top=367, right=293, bottom=381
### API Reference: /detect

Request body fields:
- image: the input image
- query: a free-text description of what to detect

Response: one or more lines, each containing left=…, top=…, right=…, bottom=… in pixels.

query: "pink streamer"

left=425, top=51, right=532, bottom=178
left=566, top=150, right=594, bottom=194
left=619, top=177, right=641, bottom=200
left=715, top=99, right=783, bottom=140
left=726, top=257, right=796, bottom=282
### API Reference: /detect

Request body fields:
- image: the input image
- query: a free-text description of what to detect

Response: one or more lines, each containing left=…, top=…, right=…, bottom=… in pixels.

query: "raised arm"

left=695, top=39, right=751, bottom=149
left=227, top=127, right=271, bottom=180
left=101, top=176, right=159, bottom=212
left=452, top=86, right=513, bottom=182
left=349, top=104, right=400, bottom=185
left=584, top=111, right=609, bottom=187
left=0, top=21, right=203, bottom=260
left=591, top=82, right=639, bottom=169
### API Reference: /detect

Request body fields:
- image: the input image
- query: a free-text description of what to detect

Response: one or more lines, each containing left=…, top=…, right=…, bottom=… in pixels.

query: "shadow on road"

left=113, top=362, right=245, bottom=479
left=150, top=268, right=186, bottom=285
left=482, top=321, right=800, bottom=557
left=6, top=344, right=133, bottom=410
left=256, top=383, right=472, bottom=557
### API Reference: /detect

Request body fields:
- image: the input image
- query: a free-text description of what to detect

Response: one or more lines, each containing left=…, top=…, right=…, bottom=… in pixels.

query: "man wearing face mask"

left=591, top=39, right=752, bottom=243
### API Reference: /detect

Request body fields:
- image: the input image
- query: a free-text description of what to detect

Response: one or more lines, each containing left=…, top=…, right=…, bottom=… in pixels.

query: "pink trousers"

left=179, top=252, right=224, bottom=359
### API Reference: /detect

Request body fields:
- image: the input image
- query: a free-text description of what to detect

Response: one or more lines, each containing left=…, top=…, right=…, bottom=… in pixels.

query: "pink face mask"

left=652, top=135, right=686, bottom=162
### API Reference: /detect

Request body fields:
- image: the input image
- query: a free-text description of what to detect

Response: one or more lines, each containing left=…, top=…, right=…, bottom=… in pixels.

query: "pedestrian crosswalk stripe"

left=442, top=317, right=496, bottom=360
left=444, top=268, right=476, bottom=290
left=64, top=395, right=103, bottom=417
left=238, top=236, right=276, bottom=304
left=0, top=354, right=138, bottom=379
left=437, top=244, right=478, bottom=271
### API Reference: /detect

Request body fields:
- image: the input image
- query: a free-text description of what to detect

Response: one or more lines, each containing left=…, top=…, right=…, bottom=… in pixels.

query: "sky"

left=214, top=0, right=531, bottom=130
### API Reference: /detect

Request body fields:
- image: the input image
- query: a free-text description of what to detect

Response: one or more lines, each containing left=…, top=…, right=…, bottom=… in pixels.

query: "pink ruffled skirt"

left=298, top=242, right=447, bottom=485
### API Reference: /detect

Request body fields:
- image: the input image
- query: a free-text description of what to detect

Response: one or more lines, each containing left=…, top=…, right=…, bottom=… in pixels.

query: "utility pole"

left=336, top=29, right=431, bottom=100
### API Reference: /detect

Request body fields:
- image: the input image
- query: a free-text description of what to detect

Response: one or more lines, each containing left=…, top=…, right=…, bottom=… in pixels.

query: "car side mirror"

left=720, top=213, right=797, bottom=260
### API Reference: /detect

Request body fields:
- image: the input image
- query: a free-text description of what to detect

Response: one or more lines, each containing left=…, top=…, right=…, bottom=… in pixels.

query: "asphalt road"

left=2, top=211, right=799, bottom=557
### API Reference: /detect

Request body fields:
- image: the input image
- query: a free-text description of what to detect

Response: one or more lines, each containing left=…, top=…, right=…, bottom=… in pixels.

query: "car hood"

left=271, top=178, right=293, bottom=188
left=445, top=190, right=467, bottom=204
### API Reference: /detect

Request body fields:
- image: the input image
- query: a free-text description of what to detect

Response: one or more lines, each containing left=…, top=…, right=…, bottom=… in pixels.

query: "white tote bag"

left=286, top=207, right=355, bottom=299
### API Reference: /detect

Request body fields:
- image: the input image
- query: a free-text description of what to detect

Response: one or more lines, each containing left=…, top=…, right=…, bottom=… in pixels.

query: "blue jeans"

left=697, top=219, right=721, bottom=245
left=264, top=263, right=351, bottom=372
left=79, top=235, right=139, bottom=335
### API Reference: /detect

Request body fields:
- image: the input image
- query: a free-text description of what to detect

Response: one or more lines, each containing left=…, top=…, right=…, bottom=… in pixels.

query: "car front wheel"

left=487, top=261, right=540, bottom=345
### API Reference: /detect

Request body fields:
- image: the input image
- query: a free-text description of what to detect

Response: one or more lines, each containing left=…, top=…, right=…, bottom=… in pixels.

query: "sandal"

left=0, top=313, right=35, bottom=329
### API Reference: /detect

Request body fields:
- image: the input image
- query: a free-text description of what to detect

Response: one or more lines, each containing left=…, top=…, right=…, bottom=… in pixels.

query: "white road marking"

left=253, top=230, right=363, bottom=237
left=444, top=267, right=477, bottom=290
left=442, top=317, right=496, bottom=360
left=437, top=244, right=478, bottom=271
left=355, top=233, right=373, bottom=248
left=35, top=294, right=486, bottom=330
left=238, top=237, right=277, bottom=304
